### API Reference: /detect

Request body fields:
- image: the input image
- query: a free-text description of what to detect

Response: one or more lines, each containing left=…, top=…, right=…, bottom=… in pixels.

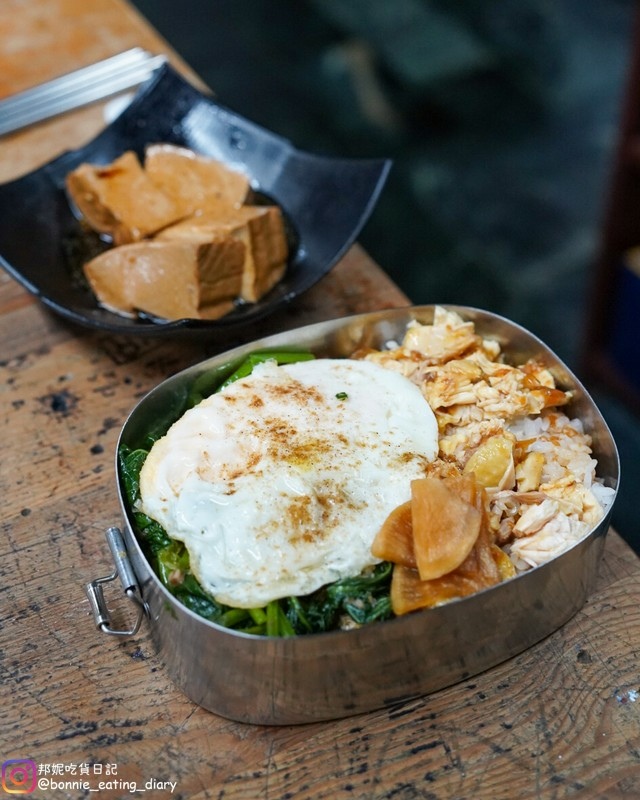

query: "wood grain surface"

left=1, top=2, right=639, bottom=799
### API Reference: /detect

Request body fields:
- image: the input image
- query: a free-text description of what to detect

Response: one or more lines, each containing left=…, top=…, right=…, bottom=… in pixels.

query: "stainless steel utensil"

left=87, top=306, right=620, bottom=725
left=0, top=48, right=166, bottom=136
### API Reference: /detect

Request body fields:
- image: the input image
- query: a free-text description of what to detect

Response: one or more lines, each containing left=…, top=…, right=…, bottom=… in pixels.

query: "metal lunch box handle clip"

left=85, top=526, right=148, bottom=636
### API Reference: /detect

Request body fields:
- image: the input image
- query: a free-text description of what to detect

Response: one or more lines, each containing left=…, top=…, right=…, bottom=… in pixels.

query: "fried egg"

left=138, top=358, right=438, bottom=608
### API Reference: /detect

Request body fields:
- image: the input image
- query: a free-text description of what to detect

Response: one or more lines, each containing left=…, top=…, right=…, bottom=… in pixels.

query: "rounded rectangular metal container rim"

left=113, top=304, right=620, bottom=723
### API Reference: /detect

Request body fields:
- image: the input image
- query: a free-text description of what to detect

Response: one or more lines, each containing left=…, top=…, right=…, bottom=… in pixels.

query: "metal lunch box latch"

left=85, top=526, right=148, bottom=636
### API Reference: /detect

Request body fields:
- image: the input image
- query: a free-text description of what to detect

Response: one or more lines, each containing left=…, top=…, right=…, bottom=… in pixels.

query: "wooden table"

left=1, top=2, right=639, bottom=798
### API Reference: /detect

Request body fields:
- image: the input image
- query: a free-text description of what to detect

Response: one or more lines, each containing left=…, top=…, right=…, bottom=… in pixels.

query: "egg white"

left=138, top=358, right=438, bottom=608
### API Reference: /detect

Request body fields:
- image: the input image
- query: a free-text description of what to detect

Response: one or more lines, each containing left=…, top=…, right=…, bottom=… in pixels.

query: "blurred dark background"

left=132, top=0, right=638, bottom=551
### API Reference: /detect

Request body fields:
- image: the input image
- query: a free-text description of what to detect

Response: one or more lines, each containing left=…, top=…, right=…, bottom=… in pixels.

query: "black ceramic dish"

left=0, top=64, right=391, bottom=335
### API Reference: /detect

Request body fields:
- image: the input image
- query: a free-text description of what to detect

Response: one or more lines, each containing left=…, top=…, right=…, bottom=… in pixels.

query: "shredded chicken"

left=361, top=307, right=615, bottom=573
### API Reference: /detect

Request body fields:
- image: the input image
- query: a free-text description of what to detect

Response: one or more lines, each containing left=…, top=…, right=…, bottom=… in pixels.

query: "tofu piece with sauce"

left=65, top=151, right=186, bottom=245
left=157, top=205, right=288, bottom=302
left=83, top=237, right=245, bottom=320
left=144, top=144, right=250, bottom=215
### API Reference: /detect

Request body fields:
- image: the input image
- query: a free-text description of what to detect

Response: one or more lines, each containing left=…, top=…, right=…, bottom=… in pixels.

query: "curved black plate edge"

left=40, top=65, right=296, bottom=184
left=0, top=63, right=393, bottom=336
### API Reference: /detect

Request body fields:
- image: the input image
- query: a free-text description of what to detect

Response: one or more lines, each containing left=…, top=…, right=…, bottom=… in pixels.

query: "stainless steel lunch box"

left=87, top=306, right=620, bottom=725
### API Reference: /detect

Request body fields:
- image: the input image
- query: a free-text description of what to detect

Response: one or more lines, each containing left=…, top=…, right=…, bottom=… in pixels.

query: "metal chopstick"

left=0, top=49, right=167, bottom=137
left=2, top=48, right=151, bottom=112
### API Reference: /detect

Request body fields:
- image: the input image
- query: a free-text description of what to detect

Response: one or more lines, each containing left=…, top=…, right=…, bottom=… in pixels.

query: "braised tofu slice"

left=145, top=144, right=250, bottom=215
left=83, top=238, right=245, bottom=320
left=65, top=151, right=185, bottom=245
left=158, top=205, right=288, bottom=302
